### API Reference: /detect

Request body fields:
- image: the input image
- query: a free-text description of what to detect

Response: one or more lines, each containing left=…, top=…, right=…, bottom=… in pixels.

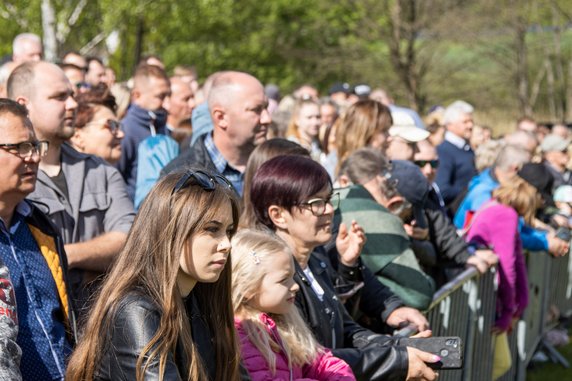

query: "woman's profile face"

left=368, top=129, right=390, bottom=153
left=72, top=106, right=124, bottom=163
left=178, top=200, right=235, bottom=288
left=279, top=184, right=335, bottom=250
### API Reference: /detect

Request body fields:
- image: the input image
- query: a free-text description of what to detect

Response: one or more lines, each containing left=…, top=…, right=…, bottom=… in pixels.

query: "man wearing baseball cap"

left=386, top=111, right=429, bottom=161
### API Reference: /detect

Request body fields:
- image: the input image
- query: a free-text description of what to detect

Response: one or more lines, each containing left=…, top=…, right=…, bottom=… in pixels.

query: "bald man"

left=162, top=71, right=271, bottom=195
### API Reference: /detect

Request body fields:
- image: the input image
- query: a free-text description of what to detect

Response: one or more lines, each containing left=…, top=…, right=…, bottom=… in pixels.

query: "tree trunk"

left=515, top=19, right=531, bottom=117
left=134, top=16, right=145, bottom=74
left=41, top=0, right=58, bottom=62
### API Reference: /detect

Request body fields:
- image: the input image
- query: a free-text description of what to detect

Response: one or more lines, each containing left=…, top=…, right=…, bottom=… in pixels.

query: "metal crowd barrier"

left=415, top=250, right=572, bottom=381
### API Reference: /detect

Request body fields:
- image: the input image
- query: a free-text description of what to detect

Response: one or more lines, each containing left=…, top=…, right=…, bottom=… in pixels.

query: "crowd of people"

left=0, top=32, right=571, bottom=381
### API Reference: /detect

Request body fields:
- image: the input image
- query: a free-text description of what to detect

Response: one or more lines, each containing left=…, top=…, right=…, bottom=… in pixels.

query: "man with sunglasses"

left=8, top=61, right=135, bottom=318
left=0, top=98, right=77, bottom=380
left=163, top=71, right=271, bottom=195
left=414, top=140, right=446, bottom=215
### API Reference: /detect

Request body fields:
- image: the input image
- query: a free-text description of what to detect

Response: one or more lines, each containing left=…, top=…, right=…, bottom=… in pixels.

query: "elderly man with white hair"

left=435, top=100, right=477, bottom=206
left=12, top=33, right=43, bottom=64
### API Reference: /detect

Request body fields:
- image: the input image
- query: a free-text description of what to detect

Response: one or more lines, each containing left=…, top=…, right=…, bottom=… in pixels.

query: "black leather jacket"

left=294, top=250, right=409, bottom=381
left=95, top=292, right=216, bottom=380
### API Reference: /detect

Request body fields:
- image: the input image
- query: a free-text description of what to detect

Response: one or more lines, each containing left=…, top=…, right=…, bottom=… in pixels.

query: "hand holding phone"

left=399, top=336, right=463, bottom=369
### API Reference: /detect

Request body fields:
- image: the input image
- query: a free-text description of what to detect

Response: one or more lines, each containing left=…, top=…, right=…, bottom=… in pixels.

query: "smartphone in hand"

left=399, top=336, right=463, bottom=369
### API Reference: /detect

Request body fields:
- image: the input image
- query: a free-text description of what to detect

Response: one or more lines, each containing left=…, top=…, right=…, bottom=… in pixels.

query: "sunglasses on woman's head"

left=171, top=170, right=234, bottom=196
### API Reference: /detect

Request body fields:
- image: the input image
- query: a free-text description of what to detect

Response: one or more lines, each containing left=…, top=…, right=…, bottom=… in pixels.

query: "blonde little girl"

left=232, top=229, right=356, bottom=381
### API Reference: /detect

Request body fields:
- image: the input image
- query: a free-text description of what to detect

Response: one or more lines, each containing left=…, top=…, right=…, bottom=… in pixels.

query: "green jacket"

left=335, top=185, right=435, bottom=310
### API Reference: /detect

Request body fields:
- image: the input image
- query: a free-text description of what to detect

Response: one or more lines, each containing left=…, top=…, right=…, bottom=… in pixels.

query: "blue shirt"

left=0, top=202, right=71, bottom=380
left=204, top=133, right=244, bottom=195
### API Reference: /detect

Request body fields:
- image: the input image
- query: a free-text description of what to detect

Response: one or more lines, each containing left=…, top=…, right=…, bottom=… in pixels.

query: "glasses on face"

left=299, top=192, right=340, bottom=216
left=84, top=119, right=122, bottom=135
left=171, top=169, right=234, bottom=196
left=414, top=159, right=439, bottom=169
left=0, top=140, right=49, bottom=159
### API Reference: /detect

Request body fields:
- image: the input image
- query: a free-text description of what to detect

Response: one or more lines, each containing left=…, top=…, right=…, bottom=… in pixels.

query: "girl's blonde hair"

left=493, top=176, right=539, bottom=225
left=286, top=99, right=320, bottom=141
left=231, top=229, right=322, bottom=375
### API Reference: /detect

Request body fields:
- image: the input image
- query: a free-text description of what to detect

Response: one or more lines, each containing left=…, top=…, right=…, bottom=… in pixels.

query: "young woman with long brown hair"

left=66, top=169, right=241, bottom=381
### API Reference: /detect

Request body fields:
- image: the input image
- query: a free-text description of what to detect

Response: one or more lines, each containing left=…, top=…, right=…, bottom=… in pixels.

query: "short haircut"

left=443, top=100, right=473, bottom=125
left=517, top=116, right=536, bottom=127
left=241, top=139, right=310, bottom=228
left=139, top=54, right=163, bottom=65
left=250, top=155, right=331, bottom=229
left=0, top=98, right=29, bottom=121
left=59, top=63, right=84, bottom=72
left=207, top=71, right=243, bottom=110
left=86, top=56, right=104, bottom=68
left=338, top=147, right=391, bottom=185
left=74, top=84, right=118, bottom=128
left=133, top=64, right=169, bottom=89
left=62, top=50, right=82, bottom=59
left=13, top=33, right=41, bottom=54
left=505, top=130, right=537, bottom=148
left=494, top=144, right=530, bottom=171
left=7, top=61, right=38, bottom=99
left=173, top=65, right=197, bottom=78
left=475, top=139, right=504, bottom=172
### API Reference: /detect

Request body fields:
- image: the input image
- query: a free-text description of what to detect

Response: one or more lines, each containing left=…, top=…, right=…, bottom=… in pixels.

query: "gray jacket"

left=27, top=143, right=135, bottom=312
left=27, top=143, right=134, bottom=244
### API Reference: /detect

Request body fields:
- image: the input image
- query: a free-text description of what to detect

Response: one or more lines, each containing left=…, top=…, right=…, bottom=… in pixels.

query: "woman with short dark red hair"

left=70, top=84, right=124, bottom=164
left=248, top=155, right=440, bottom=381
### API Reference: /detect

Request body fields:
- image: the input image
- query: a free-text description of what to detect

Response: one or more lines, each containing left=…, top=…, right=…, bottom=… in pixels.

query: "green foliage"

left=4, top=0, right=572, bottom=126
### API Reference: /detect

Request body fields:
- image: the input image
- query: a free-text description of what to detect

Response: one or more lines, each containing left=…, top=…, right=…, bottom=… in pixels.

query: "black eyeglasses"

left=0, top=140, right=49, bottom=159
left=299, top=192, right=340, bottom=216
left=84, top=119, right=122, bottom=135
left=414, top=159, right=439, bottom=169
left=171, top=169, right=233, bottom=196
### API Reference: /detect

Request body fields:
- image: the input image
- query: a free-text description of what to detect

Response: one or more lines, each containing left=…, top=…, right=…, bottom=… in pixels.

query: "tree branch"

left=79, top=32, right=107, bottom=56
left=0, top=2, right=29, bottom=29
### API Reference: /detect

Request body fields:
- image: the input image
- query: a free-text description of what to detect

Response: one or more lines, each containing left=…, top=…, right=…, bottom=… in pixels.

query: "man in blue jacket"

left=117, top=64, right=171, bottom=200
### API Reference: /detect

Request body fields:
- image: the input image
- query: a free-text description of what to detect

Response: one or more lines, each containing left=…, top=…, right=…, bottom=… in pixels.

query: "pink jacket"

left=466, top=201, right=529, bottom=331
left=235, top=314, right=356, bottom=381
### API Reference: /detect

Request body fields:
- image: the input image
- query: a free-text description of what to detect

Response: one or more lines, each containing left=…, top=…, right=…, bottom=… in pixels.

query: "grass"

left=526, top=327, right=572, bottom=381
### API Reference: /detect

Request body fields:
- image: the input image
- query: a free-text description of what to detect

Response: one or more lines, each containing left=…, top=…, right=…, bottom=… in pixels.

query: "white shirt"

left=303, top=267, right=325, bottom=301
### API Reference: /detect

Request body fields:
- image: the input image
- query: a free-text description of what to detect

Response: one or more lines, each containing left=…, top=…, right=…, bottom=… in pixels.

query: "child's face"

left=251, top=250, right=299, bottom=315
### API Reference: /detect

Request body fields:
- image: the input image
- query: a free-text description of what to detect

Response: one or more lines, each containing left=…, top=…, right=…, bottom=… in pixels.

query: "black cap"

left=518, top=162, right=555, bottom=207
left=329, top=82, right=350, bottom=95
left=390, top=160, right=431, bottom=228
